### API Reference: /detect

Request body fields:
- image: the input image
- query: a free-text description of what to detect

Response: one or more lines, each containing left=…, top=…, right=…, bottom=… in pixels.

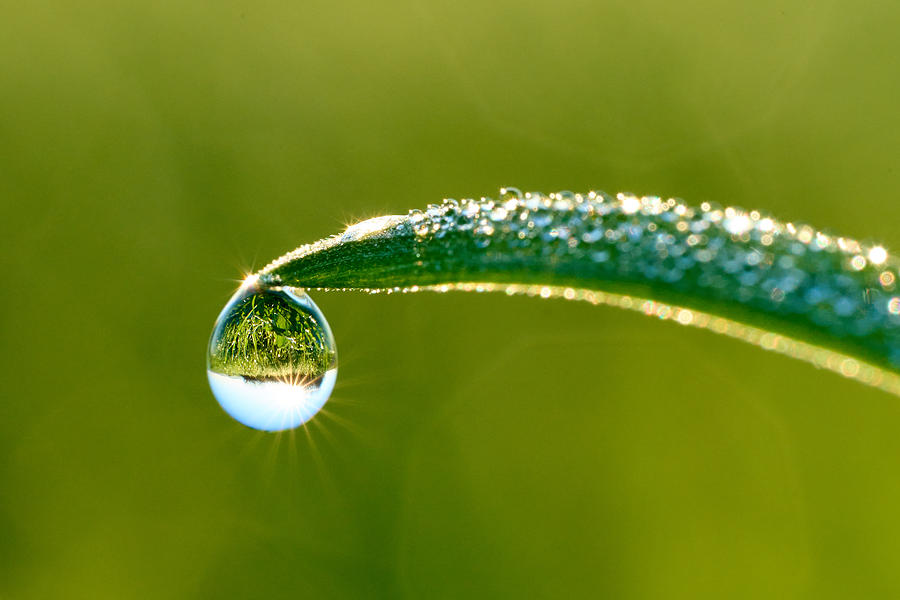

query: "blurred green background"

left=3, top=0, right=900, bottom=597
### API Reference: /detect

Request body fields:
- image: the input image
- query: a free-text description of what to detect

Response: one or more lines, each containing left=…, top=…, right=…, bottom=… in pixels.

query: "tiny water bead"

left=207, top=276, right=337, bottom=431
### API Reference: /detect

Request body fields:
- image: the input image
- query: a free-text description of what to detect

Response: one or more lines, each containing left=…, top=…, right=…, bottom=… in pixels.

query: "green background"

left=3, top=0, right=900, bottom=597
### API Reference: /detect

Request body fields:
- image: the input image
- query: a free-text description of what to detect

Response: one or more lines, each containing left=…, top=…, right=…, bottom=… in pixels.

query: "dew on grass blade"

left=255, top=188, right=900, bottom=397
left=207, top=275, right=337, bottom=431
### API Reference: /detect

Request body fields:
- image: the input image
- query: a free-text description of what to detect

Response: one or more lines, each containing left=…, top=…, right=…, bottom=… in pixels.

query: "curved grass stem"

left=257, top=189, right=900, bottom=395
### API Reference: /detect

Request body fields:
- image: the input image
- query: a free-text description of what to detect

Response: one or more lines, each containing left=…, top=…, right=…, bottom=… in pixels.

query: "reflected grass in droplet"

left=207, top=276, right=337, bottom=431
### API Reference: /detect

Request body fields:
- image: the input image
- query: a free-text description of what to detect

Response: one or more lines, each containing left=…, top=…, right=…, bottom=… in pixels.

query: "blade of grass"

left=257, top=189, right=900, bottom=394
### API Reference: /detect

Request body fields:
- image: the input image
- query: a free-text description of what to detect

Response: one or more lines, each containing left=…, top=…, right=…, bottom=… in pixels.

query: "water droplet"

left=889, top=297, right=900, bottom=315
left=408, top=209, right=425, bottom=224
left=490, top=206, right=508, bottom=222
left=499, top=186, right=523, bottom=200
left=619, top=194, right=641, bottom=215
left=723, top=213, right=752, bottom=235
left=869, top=246, right=888, bottom=265
left=207, top=276, right=337, bottom=431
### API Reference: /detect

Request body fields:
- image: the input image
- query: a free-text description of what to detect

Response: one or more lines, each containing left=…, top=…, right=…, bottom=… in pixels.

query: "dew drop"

left=499, top=186, right=523, bottom=200
left=206, top=276, right=337, bottom=431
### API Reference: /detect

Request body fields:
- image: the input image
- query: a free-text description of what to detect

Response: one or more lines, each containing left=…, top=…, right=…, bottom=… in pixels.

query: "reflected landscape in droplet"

left=207, top=276, right=337, bottom=431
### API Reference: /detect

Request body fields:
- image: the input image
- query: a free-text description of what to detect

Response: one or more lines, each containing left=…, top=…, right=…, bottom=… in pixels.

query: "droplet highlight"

left=207, top=276, right=337, bottom=431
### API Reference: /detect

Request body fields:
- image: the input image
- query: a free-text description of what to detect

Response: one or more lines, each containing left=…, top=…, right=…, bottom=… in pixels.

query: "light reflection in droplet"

left=869, top=246, right=889, bottom=265
left=888, top=297, right=900, bottom=315
left=207, top=370, right=337, bottom=432
left=207, top=277, right=338, bottom=431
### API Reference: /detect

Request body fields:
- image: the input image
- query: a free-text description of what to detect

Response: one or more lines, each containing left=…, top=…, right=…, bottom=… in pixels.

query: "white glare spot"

left=723, top=214, right=752, bottom=235
left=619, top=195, right=641, bottom=214
left=341, top=215, right=405, bottom=242
left=208, top=370, right=337, bottom=431
left=868, top=246, right=888, bottom=265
